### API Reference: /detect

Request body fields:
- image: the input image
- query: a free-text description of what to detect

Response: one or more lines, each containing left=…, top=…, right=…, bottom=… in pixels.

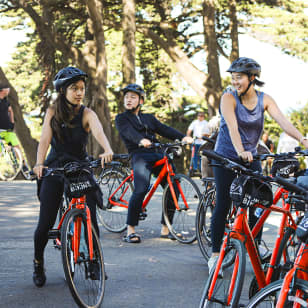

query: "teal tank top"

left=215, top=91, right=264, bottom=160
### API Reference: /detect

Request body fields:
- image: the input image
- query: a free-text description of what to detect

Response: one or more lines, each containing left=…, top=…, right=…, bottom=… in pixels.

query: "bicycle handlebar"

left=254, top=147, right=308, bottom=161
left=202, top=149, right=308, bottom=200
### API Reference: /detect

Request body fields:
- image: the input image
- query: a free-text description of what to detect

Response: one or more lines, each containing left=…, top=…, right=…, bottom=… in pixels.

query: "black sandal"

left=123, top=233, right=141, bottom=243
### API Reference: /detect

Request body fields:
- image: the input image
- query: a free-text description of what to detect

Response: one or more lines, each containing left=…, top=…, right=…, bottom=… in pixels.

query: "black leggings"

left=211, top=160, right=262, bottom=253
left=34, top=175, right=99, bottom=261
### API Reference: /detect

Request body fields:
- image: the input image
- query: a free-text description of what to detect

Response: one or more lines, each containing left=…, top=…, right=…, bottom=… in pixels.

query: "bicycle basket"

left=271, top=157, right=299, bottom=178
left=296, top=211, right=308, bottom=243
left=230, top=175, right=273, bottom=208
left=64, top=167, right=97, bottom=199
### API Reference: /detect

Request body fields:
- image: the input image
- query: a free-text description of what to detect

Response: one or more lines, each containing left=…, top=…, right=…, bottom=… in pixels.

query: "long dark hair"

left=50, top=93, right=75, bottom=142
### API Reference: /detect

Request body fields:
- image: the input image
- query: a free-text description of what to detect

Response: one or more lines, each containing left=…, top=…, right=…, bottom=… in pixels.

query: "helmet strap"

left=238, top=76, right=254, bottom=103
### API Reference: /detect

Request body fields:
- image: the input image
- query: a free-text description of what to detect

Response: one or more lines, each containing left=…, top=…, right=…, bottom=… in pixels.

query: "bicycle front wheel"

left=61, top=208, right=105, bottom=308
left=200, top=238, right=246, bottom=308
left=247, top=278, right=308, bottom=307
left=97, top=168, right=132, bottom=233
left=163, top=174, right=201, bottom=244
left=196, top=187, right=216, bottom=260
left=0, top=146, right=22, bottom=181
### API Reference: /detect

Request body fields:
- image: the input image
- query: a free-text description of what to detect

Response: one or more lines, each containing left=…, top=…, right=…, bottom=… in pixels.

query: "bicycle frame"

left=208, top=186, right=298, bottom=305
left=53, top=196, right=95, bottom=262
left=276, top=242, right=308, bottom=307
left=108, top=155, right=191, bottom=212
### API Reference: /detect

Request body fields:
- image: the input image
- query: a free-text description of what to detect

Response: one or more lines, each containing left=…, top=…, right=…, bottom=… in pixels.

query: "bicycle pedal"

left=48, top=229, right=61, bottom=239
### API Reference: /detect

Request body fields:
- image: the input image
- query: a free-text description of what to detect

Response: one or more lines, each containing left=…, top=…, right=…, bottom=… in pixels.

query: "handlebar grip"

left=112, top=154, right=130, bottom=160
left=201, top=149, right=227, bottom=164
left=201, top=136, right=215, bottom=144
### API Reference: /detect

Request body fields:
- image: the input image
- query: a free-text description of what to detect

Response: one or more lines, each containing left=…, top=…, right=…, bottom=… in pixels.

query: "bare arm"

left=84, top=108, right=113, bottom=166
left=264, top=94, right=308, bottom=149
left=34, top=108, right=54, bottom=178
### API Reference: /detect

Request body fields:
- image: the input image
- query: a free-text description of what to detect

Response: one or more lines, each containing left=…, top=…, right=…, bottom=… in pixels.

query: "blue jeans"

left=211, top=159, right=262, bottom=253
left=127, top=151, right=175, bottom=226
left=191, top=143, right=201, bottom=170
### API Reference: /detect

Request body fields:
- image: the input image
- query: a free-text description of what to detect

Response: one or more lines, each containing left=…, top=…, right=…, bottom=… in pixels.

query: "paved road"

left=0, top=180, right=281, bottom=308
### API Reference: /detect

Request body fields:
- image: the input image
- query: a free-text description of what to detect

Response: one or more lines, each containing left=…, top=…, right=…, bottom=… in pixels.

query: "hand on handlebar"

left=99, top=150, right=114, bottom=168
left=139, top=138, right=152, bottom=148
left=182, top=136, right=193, bottom=144
left=238, top=150, right=253, bottom=163
left=33, top=164, right=46, bottom=180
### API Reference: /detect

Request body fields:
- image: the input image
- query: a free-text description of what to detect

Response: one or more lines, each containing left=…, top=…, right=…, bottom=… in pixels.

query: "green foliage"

left=246, top=1, right=308, bottom=61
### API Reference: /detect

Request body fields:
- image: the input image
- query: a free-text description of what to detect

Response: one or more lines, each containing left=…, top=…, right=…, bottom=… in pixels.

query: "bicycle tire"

left=199, top=238, right=246, bottom=308
left=61, top=208, right=105, bottom=308
left=20, top=159, right=31, bottom=180
left=246, top=278, right=308, bottom=307
left=196, top=187, right=216, bottom=260
left=274, top=225, right=302, bottom=280
left=0, top=146, right=22, bottom=181
left=162, top=173, right=201, bottom=243
left=97, top=168, right=132, bottom=233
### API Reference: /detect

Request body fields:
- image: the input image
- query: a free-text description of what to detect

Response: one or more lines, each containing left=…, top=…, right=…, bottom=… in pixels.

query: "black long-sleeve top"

left=115, top=110, right=185, bottom=154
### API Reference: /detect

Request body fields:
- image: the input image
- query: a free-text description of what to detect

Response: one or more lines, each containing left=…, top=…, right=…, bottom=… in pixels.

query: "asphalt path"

left=0, top=180, right=282, bottom=308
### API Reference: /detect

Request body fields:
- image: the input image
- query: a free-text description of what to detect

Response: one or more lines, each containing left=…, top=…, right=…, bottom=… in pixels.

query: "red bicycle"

left=247, top=206, right=308, bottom=307
left=42, top=159, right=106, bottom=308
left=199, top=149, right=308, bottom=307
left=97, top=142, right=201, bottom=243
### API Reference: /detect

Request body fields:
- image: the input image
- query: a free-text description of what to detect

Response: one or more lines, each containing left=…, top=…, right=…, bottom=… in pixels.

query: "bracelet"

left=34, top=163, right=44, bottom=167
left=300, top=136, right=308, bottom=144
left=238, top=151, right=245, bottom=156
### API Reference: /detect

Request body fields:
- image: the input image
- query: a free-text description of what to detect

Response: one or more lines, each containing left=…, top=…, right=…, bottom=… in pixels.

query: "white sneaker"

left=208, top=255, right=223, bottom=278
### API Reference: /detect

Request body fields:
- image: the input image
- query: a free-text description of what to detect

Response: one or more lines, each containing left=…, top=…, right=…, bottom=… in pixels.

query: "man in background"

left=186, top=111, right=210, bottom=176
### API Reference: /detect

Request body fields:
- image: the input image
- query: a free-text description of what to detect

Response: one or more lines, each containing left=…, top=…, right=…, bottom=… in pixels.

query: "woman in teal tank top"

left=207, top=57, right=308, bottom=274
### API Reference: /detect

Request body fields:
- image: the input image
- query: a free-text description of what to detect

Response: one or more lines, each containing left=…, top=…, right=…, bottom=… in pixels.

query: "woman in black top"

left=115, top=84, right=192, bottom=243
left=32, top=67, right=113, bottom=287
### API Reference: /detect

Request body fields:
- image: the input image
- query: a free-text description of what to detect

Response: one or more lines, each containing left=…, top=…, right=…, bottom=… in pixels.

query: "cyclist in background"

left=0, top=82, right=28, bottom=172
left=115, top=84, right=193, bottom=243
left=32, top=67, right=113, bottom=287
left=208, top=57, right=308, bottom=274
left=186, top=111, right=210, bottom=176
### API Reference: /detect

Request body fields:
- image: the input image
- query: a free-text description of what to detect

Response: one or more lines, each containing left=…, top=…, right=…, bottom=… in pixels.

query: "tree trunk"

left=86, top=0, right=113, bottom=157
left=229, top=0, right=239, bottom=62
left=122, top=0, right=136, bottom=85
left=0, top=67, right=38, bottom=167
left=202, top=0, right=222, bottom=117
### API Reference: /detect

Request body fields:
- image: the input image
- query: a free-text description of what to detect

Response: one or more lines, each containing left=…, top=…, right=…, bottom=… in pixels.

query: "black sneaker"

left=33, top=259, right=46, bottom=287
left=89, top=262, right=100, bottom=280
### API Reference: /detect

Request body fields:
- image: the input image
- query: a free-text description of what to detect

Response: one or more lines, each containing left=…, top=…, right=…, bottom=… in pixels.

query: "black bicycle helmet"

left=122, top=84, right=146, bottom=101
left=53, top=66, right=88, bottom=92
left=227, top=57, right=261, bottom=77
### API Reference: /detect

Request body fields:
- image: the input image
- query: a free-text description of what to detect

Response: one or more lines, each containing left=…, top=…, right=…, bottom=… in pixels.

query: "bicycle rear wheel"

left=97, top=168, right=132, bottom=233
left=61, top=208, right=105, bottom=308
left=200, top=238, right=246, bottom=308
left=247, top=279, right=308, bottom=307
left=0, top=146, right=22, bottom=181
left=196, top=187, right=216, bottom=260
left=162, top=174, right=201, bottom=244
